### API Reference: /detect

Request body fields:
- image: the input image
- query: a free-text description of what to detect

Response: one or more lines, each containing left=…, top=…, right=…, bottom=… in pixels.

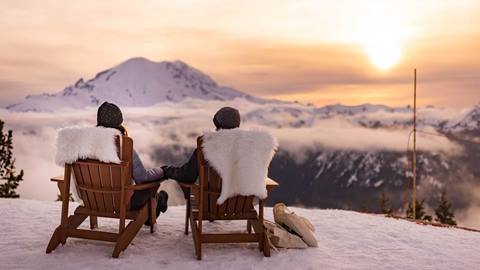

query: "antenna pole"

left=412, top=69, right=417, bottom=219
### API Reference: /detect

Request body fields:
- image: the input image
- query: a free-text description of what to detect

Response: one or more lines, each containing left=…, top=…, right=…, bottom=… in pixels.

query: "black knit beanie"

left=97, top=102, right=123, bottom=129
left=213, top=107, right=240, bottom=129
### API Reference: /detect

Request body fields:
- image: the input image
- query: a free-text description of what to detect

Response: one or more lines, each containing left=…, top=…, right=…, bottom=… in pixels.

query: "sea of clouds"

left=1, top=98, right=467, bottom=200
left=2, top=98, right=478, bottom=227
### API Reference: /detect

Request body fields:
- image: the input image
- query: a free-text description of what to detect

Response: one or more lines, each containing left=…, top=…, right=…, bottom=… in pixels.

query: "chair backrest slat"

left=227, top=197, right=237, bottom=216
left=98, top=165, right=114, bottom=212
left=197, top=137, right=254, bottom=219
left=88, top=164, right=105, bottom=211
left=235, top=196, right=245, bottom=213
left=243, top=196, right=254, bottom=212
left=70, top=135, right=133, bottom=214
left=110, top=166, right=122, bottom=212
left=80, top=164, right=98, bottom=211
left=72, top=163, right=91, bottom=209
left=218, top=198, right=227, bottom=217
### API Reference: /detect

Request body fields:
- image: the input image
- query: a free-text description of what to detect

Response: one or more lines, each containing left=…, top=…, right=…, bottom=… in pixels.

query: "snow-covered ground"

left=1, top=199, right=479, bottom=270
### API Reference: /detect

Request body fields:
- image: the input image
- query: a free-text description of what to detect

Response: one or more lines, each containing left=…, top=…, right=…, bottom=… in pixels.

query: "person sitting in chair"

left=161, top=106, right=241, bottom=183
left=96, top=101, right=168, bottom=223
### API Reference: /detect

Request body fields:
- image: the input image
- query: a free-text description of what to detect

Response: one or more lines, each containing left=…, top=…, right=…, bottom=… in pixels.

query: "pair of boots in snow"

left=264, top=203, right=318, bottom=249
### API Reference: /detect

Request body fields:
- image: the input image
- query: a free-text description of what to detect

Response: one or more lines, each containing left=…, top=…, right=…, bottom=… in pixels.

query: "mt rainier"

left=7, top=57, right=265, bottom=112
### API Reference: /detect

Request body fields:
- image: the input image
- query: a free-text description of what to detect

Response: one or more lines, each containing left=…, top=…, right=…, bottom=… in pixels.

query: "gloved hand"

left=161, top=165, right=171, bottom=180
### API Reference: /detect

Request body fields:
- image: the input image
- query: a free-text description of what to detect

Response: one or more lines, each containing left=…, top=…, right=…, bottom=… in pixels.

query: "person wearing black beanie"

left=96, top=102, right=168, bottom=224
left=212, top=106, right=240, bottom=130
left=162, top=106, right=241, bottom=183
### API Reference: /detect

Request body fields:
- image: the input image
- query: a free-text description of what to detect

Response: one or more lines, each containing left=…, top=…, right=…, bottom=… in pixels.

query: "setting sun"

left=365, top=38, right=401, bottom=70
left=360, top=9, right=405, bottom=70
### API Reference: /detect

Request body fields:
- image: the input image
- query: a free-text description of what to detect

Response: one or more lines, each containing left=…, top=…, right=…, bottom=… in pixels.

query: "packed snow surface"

left=1, top=199, right=479, bottom=270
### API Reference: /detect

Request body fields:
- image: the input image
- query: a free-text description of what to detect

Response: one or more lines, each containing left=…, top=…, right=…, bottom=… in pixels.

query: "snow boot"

left=144, top=191, right=168, bottom=226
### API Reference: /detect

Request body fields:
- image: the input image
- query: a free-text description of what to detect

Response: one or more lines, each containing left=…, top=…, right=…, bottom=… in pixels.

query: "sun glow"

left=360, top=10, right=406, bottom=71
left=365, top=38, right=401, bottom=70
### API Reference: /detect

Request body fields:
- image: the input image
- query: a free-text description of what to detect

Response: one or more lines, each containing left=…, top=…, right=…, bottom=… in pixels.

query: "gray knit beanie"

left=97, top=102, right=123, bottom=129
left=213, top=107, right=240, bottom=129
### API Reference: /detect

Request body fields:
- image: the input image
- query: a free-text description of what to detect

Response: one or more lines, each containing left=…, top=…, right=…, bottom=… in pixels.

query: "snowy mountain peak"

left=448, top=104, right=480, bottom=132
left=7, top=57, right=264, bottom=112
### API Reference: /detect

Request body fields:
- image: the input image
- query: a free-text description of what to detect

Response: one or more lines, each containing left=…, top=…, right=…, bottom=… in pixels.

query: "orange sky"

left=0, top=0, right=479, bottom=108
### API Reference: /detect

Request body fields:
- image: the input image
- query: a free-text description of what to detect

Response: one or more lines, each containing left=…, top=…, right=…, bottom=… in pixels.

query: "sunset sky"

left=0, top=0, right=478, bottom=108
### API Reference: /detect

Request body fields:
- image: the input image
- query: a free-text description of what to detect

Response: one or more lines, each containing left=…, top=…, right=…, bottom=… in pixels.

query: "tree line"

left=378, top=189, right=457, bottom=226
left=0, top=119, right=23, bottom=198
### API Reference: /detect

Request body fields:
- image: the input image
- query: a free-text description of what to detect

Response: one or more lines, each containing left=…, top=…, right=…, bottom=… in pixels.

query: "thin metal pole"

left=412, top=69, right=417, bottom=219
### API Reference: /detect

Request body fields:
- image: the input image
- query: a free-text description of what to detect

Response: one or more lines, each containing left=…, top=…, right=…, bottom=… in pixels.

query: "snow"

left=1, top=199, right=479, bottom=270
left=373, top=180, right=384, bottom=188
left=448, top=104, right=480, bottom=132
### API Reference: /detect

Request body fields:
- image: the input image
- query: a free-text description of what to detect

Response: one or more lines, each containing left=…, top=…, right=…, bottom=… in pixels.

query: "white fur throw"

left=202, top=129, right=278, bottom=204
left=55, top=126, right=122, bottom=204
left=55, top=126, right=121, bottom=166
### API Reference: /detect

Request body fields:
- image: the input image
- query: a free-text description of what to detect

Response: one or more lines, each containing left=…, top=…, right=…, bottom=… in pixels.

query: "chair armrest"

left=178, top=182, right=197, bottom=189
left=179, top=182, right=200, bottom=193
left=266, top=177, right=279, bottom=193
left=266, top=177, right=279, bottom=187
left=126, top=181, right=162, bottom=191
left=51, top=175, right=64, bottom=182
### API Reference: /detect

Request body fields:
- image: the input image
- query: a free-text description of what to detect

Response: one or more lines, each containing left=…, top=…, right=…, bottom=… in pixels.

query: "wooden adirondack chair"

left=46, top=135, right=161, bottom=258
left=180, top=137, right=279, bottom=260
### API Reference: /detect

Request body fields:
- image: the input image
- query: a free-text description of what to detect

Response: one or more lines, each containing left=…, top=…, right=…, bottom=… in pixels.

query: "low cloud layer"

left=0, top=99, right=467, bottom=203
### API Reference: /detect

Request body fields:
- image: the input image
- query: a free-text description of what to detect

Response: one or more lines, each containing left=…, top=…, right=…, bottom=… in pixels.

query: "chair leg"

left=112, top=206, right=148, bottom=258
left=183, top=188, right=191, bottom=235
left=247, top=220, right=252, bottom=234
left=196, top=242, right=202, bottom=260
left=249, top=218, right=270, bottom=255
left=46, top=227, right=62, bottom=253
left=149, top=196, right=157, bottom=233
left=258, top=231, right=264, bottom=252
left=60, top=231, right=67, bottom=245
left=263, top=232, right=271, bottom=257
left=90, top=216, right=98, bottom=229
left=190, top=215, right=202, bottom=260
left=46, top=213, right=88, bottom=253
left=184, top=199, right=190, bottom=235
left=194, top=231, right=202, bottom=261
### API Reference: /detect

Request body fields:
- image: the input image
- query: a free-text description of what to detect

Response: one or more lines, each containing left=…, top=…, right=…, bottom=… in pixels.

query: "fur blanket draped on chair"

left=202, top=129, right=278, bottom=204
left=55, top=126, right=122, bottom=203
